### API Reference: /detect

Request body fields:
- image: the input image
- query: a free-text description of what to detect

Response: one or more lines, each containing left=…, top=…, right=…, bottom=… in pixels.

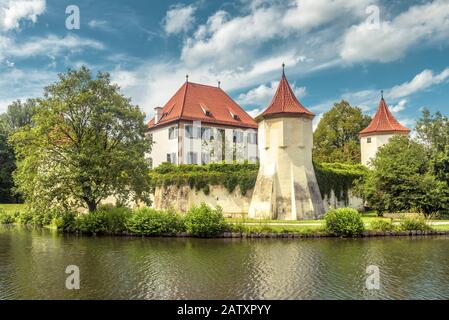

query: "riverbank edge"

left=57, top=229, right=449, bottom=238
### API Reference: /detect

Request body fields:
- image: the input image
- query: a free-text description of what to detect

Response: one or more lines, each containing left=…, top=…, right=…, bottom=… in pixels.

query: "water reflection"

left=0, top=225, right=448, bottom=300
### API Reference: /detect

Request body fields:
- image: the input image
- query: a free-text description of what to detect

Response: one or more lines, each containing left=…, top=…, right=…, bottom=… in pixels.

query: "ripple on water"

left=1, top=226, right=449, bottom=300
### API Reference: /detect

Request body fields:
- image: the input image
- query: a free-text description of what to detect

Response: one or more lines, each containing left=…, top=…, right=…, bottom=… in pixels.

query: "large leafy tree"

left=313, top=100, right=372, bottom=164
left=361, top=135, right=449, bottom=215
left=11, top=66, right=151, bottom=212
left=0, top=99, right=36, bottom=202
left=416, top=109, right=449, bottom=185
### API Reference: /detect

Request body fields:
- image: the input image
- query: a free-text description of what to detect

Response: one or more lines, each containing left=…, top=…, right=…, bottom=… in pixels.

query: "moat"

left=1, top=225, right=448, bottom=299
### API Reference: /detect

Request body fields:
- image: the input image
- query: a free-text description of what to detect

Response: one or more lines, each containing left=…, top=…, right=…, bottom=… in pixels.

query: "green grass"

left=0, top=203, right=25, bottom=215
left=431, top=225, right=449, bottom=231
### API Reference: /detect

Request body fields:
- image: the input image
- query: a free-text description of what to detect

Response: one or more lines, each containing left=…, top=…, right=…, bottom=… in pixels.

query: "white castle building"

left=248, top=66, right=325, bottom=220
left=146, top=78, right=258, bottom=168
left=359, top=92, right=410, bottom=166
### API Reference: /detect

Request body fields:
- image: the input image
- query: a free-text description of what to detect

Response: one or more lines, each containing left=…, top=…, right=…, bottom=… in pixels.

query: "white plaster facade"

left=146, top=121, right=258, bottom=168
left=248, top=116, right=325, bottom=220
left=360, top=133, right=395, bottom=167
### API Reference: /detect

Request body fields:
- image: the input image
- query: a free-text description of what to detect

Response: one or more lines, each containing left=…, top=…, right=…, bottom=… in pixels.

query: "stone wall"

left=152, top=185, right=364, bottom=217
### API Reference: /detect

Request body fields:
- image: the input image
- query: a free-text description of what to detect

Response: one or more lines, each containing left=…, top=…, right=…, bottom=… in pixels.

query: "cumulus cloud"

left=341, top=0, right=449, bottom=63
left=388, top=68, right=449, bottom=99
left=0, top=0, right=45, bottom=31
left=390, top=99, right=407, bottom=113
left=237, top=81, right=306, bottom=106
left=163, top=4, right=196, bottom=35
left=181, top=0, right=371, bottom=70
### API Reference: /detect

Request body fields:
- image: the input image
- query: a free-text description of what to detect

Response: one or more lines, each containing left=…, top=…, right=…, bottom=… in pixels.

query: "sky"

left=0, top=0, right=449, bottom=130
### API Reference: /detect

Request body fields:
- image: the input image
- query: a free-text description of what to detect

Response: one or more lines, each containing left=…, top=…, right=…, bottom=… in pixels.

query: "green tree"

left=361, top=135, right=449, bottom=215
left=11, top=66, right=152, bottom=212
left=415, top=109, right=449, bottom=185
left=0, top=99, right=36, bottom=202
left=313, top=100, right=372, bottom=164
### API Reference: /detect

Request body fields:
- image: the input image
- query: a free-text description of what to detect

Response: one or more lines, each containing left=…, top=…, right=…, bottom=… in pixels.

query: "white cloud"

left=388, top=68, right=449, bottom=99
left=237, top=81, right=306, bottom=106
left=390, top=99, right=407, bottom=113
left=0, top=0, right=45, bottom=31
left=163, top=4, right=196, bottom=35
left=181, top=0, right=370, bottom=70
left=341, top=0, right=449, bottom=63
left=88, top=19, right=109, bottom=30
left=0, top=34, right=104, bottom=60
left=0, top=67, right=55, bottom=113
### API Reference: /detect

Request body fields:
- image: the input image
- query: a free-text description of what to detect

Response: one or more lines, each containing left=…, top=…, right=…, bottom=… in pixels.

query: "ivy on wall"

left=149, top=162, right=367, bottom=201
left=314, top=162, right=368, bottom=204
left=149, top=162, right=258, bottom=195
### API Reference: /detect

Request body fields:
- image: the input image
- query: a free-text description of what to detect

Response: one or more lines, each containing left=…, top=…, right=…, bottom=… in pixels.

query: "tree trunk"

left=84, top=198, right=97, bottom=212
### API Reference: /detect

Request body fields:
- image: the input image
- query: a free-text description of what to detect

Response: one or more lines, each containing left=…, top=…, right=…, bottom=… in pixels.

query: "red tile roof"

left=259, top=70, right=314, bottom=121
left=359, top=97, right=410, bottom=137
left=147, top=81, right=257, bottom=129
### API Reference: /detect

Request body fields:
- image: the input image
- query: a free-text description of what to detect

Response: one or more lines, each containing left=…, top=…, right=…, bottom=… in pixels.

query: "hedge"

left=149, top=162, right=367, bottom=201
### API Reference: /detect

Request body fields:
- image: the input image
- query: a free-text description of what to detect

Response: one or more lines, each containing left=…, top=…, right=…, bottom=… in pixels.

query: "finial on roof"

left=186, top=74, right=189, bottom=82
left=381, top=90, right=384, bottom=99
left=218, top=80, right=221, bottom=88
left=282, top=62, right=285, bottom=75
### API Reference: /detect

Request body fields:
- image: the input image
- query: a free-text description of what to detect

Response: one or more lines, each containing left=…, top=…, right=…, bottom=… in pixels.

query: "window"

left=185, top=125, right=200, bottom=139
left=247, top=132, right=257, bottom=144
left=201, top=127, right=212, bottom=141
left=166, top=153, right=177, bottom=164
left=187, top=152, right=198, bottom=164
left=201, top=152, right=211, bottom=165
left=168, top=126, right=177, bottom=140
left=367, top=137, right=372, bottom=144
left=233, top=130, right=244, bottom=143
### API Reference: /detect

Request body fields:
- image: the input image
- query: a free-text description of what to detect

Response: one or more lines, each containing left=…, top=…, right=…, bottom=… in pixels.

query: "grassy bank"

left=2, top=203, right=449, bottom=237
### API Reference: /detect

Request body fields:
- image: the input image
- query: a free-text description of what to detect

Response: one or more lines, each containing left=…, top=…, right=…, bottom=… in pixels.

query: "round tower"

left=248, top=66, right=325, bottom=220
left=360, top=93, right=410, bottom=167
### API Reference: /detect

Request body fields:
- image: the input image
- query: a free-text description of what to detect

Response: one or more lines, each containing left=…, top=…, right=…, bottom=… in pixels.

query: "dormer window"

left=200, top=103, right=212, bottom=117
left=229, top=109, right=240, bottom=120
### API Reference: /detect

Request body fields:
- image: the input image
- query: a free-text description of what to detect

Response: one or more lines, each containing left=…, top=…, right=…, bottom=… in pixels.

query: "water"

left=1, top=225, right=449, bottom=300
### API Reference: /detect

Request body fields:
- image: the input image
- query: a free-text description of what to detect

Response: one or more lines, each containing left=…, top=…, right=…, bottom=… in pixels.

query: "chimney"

left=154, top=107, right=163, bottom=124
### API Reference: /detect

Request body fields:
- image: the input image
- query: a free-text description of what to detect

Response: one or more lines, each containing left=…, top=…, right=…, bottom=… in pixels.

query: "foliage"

left=0, top=209, right=16, bottom=224
left=125, top=207, right=184, bottom=236
left=184, top=203, right=228, bottom=237
left=149, top=162, right=258, bottom=195
left=0, top=99, right=36, bottom=203
left=399, top=213, right=431, bottom=231
left=11, top=66, right=152, bottom=213
left=324, top=208, right=364, bottom=237
left=313, top=100, right=372, bottom=164
left=72, top=206, right=132, bottom=234
left=314, top=162, right=367, bottom=203
left=369, top=219, right=396, bottom=231
left=361, top=135, right=449, bottom=215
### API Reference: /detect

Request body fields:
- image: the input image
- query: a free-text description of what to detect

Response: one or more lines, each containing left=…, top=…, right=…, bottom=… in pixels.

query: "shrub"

left=399, top=213, right=431, bottom=231
left=184, top=203, right=228, bottom=237
left=18, top=210, right=34, bottom=225
left=0, top=209, right=15, bottom=224
left=125, top=208, right=184, bottom=236
left=324, top=208, right=364, bottom=237
left=369, top=219, right=395, bottom=231
left=52, top=210, right=77, bottom=232
left=75, top=211, right=109, bottom=234
left=97, top=205, right=132, bottom=234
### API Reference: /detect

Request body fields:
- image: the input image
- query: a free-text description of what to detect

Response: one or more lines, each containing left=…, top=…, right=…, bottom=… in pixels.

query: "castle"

left=148, top=66, right=410, bottom=220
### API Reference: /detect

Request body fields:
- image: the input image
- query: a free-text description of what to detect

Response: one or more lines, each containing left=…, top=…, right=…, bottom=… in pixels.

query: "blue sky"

left=1, top=0, right=449, bottom=129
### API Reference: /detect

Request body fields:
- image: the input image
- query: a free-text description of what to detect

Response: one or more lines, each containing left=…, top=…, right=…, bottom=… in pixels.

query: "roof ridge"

left=179, top=81, right=189, bottom=120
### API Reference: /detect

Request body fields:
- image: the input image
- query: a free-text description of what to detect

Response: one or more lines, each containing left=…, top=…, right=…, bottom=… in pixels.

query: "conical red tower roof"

left=360, top=96, right=410, bottom=137
left=258, top=68, right=314, bottom=121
